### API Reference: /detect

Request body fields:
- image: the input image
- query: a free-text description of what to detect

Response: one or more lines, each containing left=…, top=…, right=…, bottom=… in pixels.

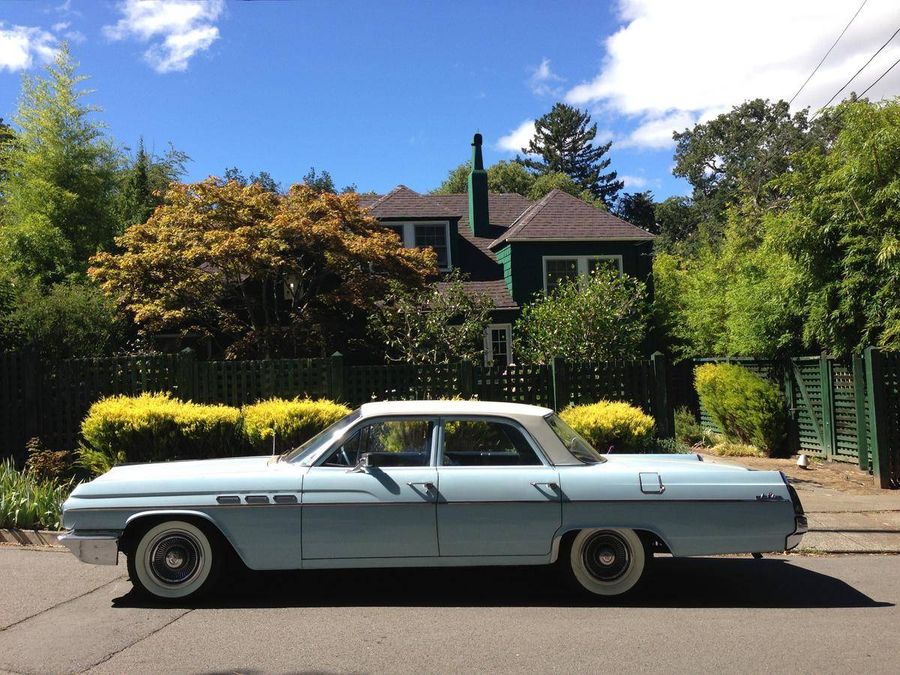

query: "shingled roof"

left=367, top=185, right=458, bottom=219
left=489, top=189, right=654, bottom=250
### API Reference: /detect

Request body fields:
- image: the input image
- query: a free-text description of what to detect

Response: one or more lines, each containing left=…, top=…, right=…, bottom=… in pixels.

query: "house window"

left=484, top=323, right=513, bottom=368
left=542, top=255, right=623, bottom=294
left=381, top=221, right=452, bottom=270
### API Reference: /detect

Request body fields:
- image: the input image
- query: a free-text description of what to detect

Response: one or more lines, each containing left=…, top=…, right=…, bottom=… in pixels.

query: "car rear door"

left=435, top=416, right=561, bottom=557
left=301, top=417, right=439, bottom=560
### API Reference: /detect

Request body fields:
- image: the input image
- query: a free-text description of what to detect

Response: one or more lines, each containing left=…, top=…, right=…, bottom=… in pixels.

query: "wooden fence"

left=0, top=351, right=673, bottom=463
left=673, top=349, right=899, bottom=489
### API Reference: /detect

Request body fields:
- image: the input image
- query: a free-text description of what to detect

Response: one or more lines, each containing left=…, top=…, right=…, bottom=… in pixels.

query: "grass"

left=0, top=458, right=73, bottom=530
left=709, top=441, right=764, bottom=457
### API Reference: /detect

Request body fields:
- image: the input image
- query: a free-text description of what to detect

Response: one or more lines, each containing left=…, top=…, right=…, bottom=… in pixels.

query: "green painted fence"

left=679, top=350, right=899, bottom=489
left=0, top=351, right=673, bottom=463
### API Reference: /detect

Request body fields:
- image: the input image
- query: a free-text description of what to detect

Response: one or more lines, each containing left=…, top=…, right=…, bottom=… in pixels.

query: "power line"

left=813, top=23, right=900, bottom=118
left=858, top=53, right=900, bottom=98
left=789, top=0, right=869, bottom=106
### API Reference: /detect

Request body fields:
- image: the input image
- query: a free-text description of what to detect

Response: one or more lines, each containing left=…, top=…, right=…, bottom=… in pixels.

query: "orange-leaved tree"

left=89, top=178, right=437, bottom=358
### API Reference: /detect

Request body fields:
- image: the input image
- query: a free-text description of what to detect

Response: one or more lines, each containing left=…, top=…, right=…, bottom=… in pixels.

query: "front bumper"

left=57, top=533, right=119, bottom=565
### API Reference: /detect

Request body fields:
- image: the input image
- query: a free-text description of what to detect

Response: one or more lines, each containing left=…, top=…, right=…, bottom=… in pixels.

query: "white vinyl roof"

left=358, top=400, right=554, bottom=419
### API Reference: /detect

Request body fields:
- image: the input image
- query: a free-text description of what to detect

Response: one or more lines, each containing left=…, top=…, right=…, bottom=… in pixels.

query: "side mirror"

left=350, top=453, right=371, bottom=473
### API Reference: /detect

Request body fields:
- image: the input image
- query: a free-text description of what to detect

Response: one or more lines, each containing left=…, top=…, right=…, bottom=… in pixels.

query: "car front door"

left=301, top=417, right=439, bottom=560
left=435, top=416, right=561, bottom=557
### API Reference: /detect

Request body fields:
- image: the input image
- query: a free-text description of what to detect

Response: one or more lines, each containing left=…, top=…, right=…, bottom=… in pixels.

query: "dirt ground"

left=699, top=452, right=882, bottom=495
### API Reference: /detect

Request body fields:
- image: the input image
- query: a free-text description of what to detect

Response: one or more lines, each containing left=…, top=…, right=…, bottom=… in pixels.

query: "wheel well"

left=120, top=514, right=232, bottom=560
left=556, top=527, right=671, bottom=561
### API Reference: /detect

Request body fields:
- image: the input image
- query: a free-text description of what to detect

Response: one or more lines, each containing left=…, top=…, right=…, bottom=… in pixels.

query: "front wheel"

left=564, top=528, right=646, bottom=597
left=127, top=520, right=221, bottom=601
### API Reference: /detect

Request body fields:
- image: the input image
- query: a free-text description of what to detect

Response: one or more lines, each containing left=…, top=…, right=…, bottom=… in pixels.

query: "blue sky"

left=2, top=1, right=898, bottom=199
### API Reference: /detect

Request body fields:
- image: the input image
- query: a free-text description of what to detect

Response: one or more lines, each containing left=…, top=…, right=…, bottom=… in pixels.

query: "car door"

left=301, top=416, right=439, bottom=560
left=435, top=416, right=561, bottom=557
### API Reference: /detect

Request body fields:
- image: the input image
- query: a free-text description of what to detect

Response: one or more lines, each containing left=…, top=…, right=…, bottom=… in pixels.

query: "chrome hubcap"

left=583, top=532, right=631, bottom=582
left=147, top=531, right=204, bottom=586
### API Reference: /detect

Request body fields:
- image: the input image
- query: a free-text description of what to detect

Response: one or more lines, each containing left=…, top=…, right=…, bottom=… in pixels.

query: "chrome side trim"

left=58, top=533, right=119, bottom=566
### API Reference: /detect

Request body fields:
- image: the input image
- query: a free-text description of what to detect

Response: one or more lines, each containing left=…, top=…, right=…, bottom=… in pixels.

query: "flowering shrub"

left=560, top=400, right=655, bottom=453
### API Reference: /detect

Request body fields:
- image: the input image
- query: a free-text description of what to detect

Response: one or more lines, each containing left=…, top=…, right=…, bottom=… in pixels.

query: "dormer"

left=368, top=185, right=459, bottom=271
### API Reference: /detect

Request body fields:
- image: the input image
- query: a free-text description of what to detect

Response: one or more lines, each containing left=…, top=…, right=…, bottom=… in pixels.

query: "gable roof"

left=366, top=185, right=457, bottom=219
left=489, top=189, right=654, bottom=250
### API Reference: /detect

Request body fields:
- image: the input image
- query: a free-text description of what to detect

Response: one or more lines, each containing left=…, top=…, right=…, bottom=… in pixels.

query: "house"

left=361, top=133, right=655, bottom=367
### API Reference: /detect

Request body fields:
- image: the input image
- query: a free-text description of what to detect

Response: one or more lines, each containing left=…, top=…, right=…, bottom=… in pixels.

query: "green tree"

left=302, top=166, right=335, bottom=194
left=767, top=99, right=900, bottom=353
left=519, top=103, right=623, bottom=206
left=615, top=191, right=657, bottom=233
left=672, top=99, right=838, bottom=223
left=431, top=163, right=469, bottom=194
left=369, top=271, right=494, bottom=365
left=0, top=118, right=14, bottom=188
left=516, top=267, right=648, bottom=363
left=487, top=160, right=534, bottom=195
left=223, top=166, right=280, bottom=193
left=5, top=279, right=123, bottom=358
left=653, top=196, right=700, bottom=251
left=0, top=45, right=119, bottom=283
left=119, top=139, right=189, bottom=227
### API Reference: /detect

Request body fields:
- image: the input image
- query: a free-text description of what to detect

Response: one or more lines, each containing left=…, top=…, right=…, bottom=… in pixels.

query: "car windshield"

left=281, top=409, right=362, bottom=464
left=544, top=413, right=606, bottom=464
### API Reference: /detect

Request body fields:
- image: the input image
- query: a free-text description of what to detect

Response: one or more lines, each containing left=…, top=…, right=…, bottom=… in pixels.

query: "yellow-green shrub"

left=242, top=398, right=350, bottom=453
left=694, top=363, right=786, bottom=456
left=560, top=400, right=655, bottom=453
left=78, top=393, right=243, bottom=474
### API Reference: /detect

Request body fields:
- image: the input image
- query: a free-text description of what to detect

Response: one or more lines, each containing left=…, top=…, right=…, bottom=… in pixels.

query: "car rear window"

left=545, top=413, right=606, bottom=464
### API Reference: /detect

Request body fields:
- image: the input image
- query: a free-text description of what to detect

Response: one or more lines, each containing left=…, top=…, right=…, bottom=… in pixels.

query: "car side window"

left=322, top=419, right=433, bottom=467
left=441, top=419, right=542, bottom=466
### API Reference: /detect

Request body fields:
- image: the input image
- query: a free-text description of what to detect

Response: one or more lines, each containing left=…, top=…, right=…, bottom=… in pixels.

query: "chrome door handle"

left=531, top=482, right=559, bottom=491
left=407, top=481, right=436, bottom=491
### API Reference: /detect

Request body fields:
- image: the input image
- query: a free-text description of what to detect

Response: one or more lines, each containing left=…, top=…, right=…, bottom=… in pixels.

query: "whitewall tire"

left=567, top=528, right=646, bottom=597
left=129, top=520, right=219, bottom=600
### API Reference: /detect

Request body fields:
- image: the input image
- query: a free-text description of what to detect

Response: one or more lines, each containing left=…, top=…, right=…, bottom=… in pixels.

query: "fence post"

left=177, top=349, right=197, bottom=402
left=651, top=351, right=674, bottom=438
left=864, top=347, right=890, bottom=488
left=819, top=354, right=836, bottom=460
left=852, top=354, right=870, bottom=471
left=550, top=357, right=569, bottom=412
left=458, top=360, right=474, bottom=399
left=327, top=352, right=345, bottom=403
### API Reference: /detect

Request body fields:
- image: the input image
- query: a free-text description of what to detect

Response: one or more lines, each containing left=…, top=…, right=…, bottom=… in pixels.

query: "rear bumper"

left=58, top=532, right=119, bottom=565
left=785, top=515, right=809, bottom=550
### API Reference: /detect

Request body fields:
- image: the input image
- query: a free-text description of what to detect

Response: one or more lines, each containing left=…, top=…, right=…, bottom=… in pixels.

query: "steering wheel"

left=337, top=446, right=352, bottom=466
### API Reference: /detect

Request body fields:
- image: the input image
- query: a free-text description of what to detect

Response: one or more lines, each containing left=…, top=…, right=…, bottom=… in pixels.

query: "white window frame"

left=483, top=323, right=513, bottom=367
left=542, top=255, right=623, bottom=293
left=382, top=220, right=452, bottom=271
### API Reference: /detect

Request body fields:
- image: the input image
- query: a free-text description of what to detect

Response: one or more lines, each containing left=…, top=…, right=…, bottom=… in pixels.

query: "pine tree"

left=120, top=138, right=153, bottom=227
left=518, top=103, right=623, bottom=206
left=0, top=44, right=119, bottom=283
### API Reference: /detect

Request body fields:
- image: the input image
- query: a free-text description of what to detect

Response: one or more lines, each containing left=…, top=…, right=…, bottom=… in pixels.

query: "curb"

left=0, top=529, right=63, bottom=547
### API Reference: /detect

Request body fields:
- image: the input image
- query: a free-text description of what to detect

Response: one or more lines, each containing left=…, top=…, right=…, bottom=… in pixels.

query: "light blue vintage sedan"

left=60, top=400, right=807, bottom=600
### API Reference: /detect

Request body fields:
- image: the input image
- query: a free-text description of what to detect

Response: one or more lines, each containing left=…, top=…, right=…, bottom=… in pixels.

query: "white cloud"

left=496, top=119, right=536, bottom=153
left=567, top=0, right=900, bottom=148
left=529, top=57, right=565, bottom=96
left=104, top=0, right=224, bottom=73
left=620, top=174, right=648, bottom=189
left=619, top=111, right=696, bottom=149
left=0, top=24, right=58, bottom=72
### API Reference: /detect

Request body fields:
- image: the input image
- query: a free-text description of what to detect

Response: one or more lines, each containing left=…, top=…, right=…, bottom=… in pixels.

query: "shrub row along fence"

left=0, top=351, right=674, bottom=464
left=670, top=348, right=899, bottom=489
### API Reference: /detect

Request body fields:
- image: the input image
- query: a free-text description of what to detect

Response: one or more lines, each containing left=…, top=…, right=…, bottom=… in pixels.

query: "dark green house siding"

left=498, top=240, right=653, bottom=307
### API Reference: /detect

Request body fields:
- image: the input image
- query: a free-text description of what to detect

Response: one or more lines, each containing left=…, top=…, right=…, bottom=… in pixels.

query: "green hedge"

left=242, top=398, right=351, bottom=453
left=694, top=363, right=786, bottom=456
left=560, top=400, right=655, bottom=453
left=78, top=393, right=350, bottom=474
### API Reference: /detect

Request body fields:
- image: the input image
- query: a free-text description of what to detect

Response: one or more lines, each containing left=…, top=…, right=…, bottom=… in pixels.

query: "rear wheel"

left=127, top=520, right=221, bottom=601
left=565, top=528, right=645, bottom=597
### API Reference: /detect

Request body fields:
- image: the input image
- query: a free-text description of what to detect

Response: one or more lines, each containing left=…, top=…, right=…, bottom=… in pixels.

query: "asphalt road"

left=1, top=548, right=898, bottom=674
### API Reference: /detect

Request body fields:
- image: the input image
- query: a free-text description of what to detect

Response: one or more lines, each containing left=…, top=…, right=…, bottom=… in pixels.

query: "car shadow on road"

left=112, top=556, right=893, bottom=610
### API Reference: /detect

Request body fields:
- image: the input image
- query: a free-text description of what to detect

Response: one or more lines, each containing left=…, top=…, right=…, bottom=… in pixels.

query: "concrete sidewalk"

left=793, top=488, right=900, bottom=553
